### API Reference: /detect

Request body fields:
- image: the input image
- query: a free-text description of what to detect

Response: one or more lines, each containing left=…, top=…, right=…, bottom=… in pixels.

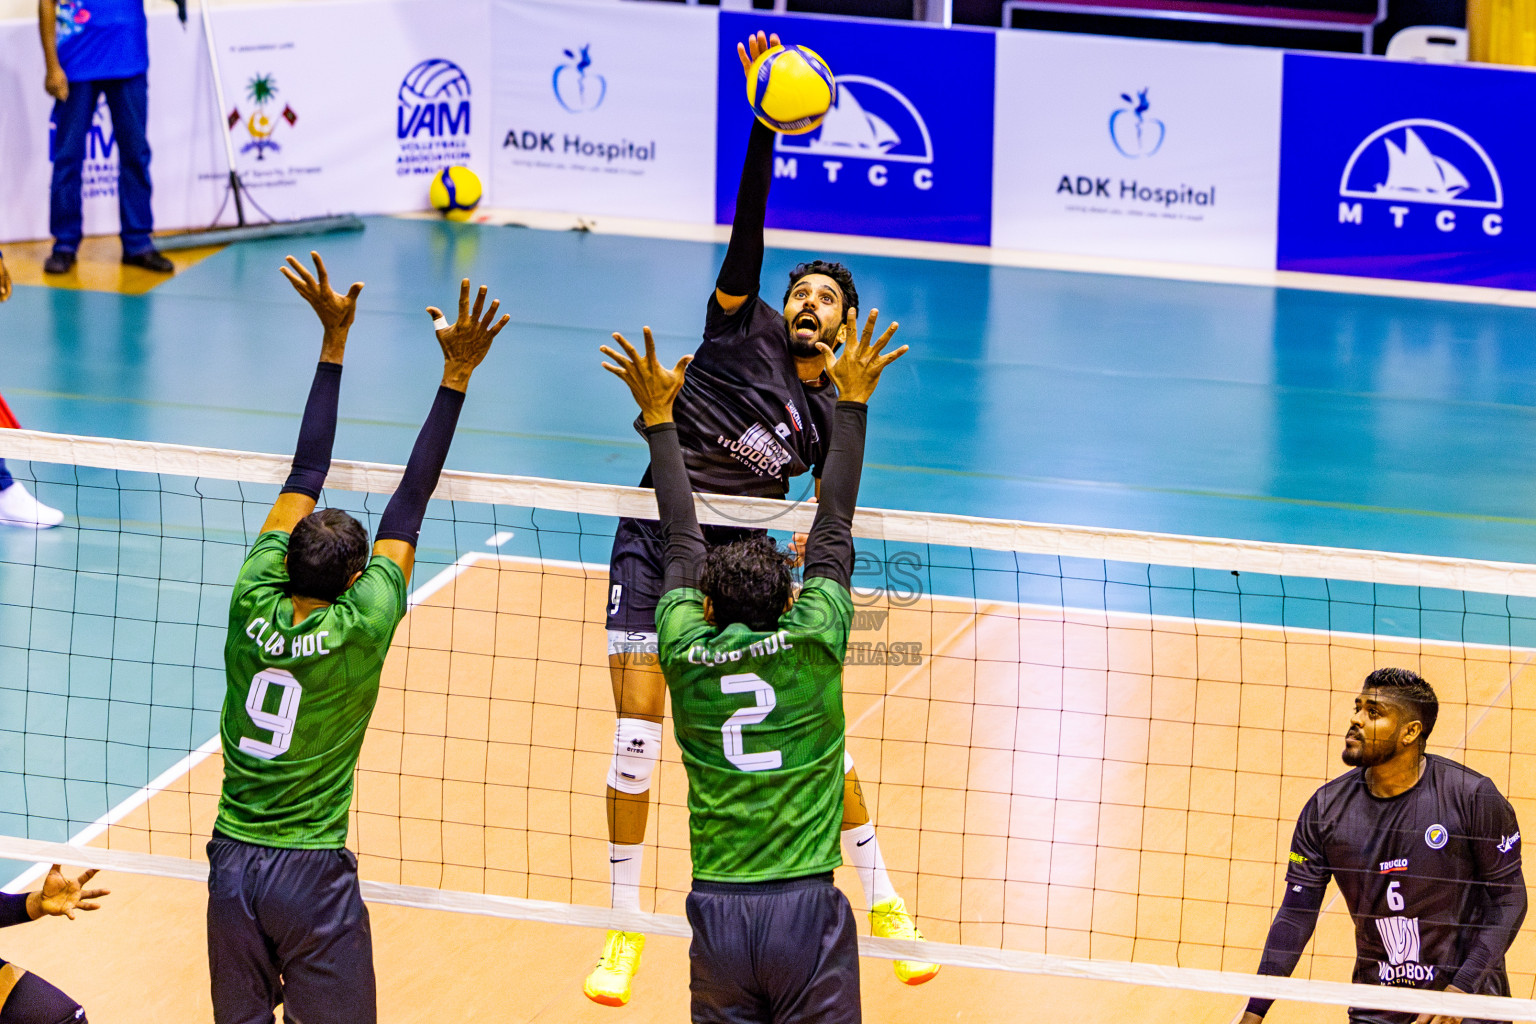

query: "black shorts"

left=206, top=833, right=376, bottom=1024
left=685, top=873, right=860, bottom=1024
left=606, top=517, right=763, bottom=633
left=0, top=960, right=84, bottom=1024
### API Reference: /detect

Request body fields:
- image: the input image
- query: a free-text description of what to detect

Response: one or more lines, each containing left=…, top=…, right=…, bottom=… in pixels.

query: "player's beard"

left=1341, top=725, right=1397, bottom=768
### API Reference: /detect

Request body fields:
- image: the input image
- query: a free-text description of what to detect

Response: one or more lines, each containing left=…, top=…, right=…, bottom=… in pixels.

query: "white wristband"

left=432, top=315, right=450, bottom=332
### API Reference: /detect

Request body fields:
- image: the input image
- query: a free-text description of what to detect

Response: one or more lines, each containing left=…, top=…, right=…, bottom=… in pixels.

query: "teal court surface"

left=5, top=217, right=1536, bottom=1023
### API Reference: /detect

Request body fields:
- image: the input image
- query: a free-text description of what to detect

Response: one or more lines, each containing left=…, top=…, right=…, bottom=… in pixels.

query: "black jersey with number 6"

left=1284, top=754, right=1524, bottom=1022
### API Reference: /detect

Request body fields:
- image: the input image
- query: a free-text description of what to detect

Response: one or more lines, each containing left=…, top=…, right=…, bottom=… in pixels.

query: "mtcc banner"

left=715, top=11, right=995, bottom=246
left=1277, top=54, right=1532, bottom=290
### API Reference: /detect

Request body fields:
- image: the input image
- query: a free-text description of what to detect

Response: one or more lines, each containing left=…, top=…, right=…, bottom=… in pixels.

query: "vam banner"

left=490, top=0, right=718, bottom=223
left=991, top=32, right=1282, bottom=268
left=1277, top=53, right=1536, bottom=290
left=716, top=11, right=995, bottom=246
left=208, top=0, right=491, bottom=222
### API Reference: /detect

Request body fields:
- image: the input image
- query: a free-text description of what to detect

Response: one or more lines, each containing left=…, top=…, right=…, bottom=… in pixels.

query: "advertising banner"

left=207, top=0, right=492, bottom=222
left=1277, top=54, right=1536, bottom=290
left=991, top=32, right=1282, bottom=268
left=490, top=0, right=718, bottom=223
left=715, top=11, right=995, bottom=246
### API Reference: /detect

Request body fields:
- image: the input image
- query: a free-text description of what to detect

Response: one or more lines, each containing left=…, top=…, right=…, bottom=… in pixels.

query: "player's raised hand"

left=31, top=864, right=110, bottom=921
left=819, top=308, right=906, bottom=405
left=737, top=30, right=782, bottom=75
left=428, top=278, right=510, bottom=391
left=602, top=327, right=692, bottom=427
left=280, top=251, right=364, bottom=334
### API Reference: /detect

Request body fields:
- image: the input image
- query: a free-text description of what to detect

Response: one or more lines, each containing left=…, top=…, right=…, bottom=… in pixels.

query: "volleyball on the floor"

left=429, top=165, right=481, bottom=221
left=746, top=44, right=836, bottom=135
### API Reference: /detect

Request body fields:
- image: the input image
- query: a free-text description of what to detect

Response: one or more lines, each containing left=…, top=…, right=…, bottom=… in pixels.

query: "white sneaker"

left=0, top=482, right=64, bottom=528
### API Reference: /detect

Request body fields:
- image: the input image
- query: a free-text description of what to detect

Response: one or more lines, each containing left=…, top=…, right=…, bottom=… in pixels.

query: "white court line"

left=0, top=835, right=1527, bottom=1021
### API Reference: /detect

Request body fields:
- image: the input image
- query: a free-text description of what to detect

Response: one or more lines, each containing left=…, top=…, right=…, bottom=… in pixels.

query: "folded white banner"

left=490, top=0, right=718, bottom=224
left=992, top=32, right=1283, bottom=269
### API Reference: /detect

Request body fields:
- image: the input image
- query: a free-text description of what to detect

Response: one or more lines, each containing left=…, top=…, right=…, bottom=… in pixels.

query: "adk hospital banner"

left=2, top=0, right=1535, bottom=293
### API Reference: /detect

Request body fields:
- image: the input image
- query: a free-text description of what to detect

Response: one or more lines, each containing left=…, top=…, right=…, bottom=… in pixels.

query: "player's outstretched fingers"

left=426, top=305, right=447, bottom=332
left=479, top=298, right=501, bottom=331
left=311, top=250, right=331, bottom=290
left=456, top=278, right=471, bottom=321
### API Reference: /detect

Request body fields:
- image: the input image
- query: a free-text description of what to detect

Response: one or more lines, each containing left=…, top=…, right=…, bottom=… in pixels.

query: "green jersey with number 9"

left=656, top=575, right=854, bottom=883
left=216, top=530, right=408, bottom=848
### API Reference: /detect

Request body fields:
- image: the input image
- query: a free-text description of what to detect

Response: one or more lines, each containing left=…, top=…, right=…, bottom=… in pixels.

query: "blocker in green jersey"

left=217, top=530, right=405, bottom=848
left=600, top=307, right=907, bottom=1024
left=657, top=576, right=851, bottom=883
left=207, top=252, right=510, bottom=1024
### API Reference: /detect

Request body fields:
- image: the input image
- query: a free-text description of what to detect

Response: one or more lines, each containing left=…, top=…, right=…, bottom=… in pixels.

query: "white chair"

left=1385, top=25, right=1469, bottom=62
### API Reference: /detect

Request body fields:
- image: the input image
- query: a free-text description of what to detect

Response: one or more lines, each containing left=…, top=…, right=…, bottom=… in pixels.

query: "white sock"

left=841, top=822, right=897, bottom=906
left=609, top=842, right=644, bottom=913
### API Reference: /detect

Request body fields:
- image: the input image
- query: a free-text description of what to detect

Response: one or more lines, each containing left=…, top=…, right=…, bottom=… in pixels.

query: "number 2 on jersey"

left=720, top=672, right=782, bottom=772
left=239, top=668, right=303, bottom=760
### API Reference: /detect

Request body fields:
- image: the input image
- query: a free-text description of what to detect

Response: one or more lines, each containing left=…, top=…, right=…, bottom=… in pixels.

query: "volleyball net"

left=1, top=427, right=1534, bottom=1021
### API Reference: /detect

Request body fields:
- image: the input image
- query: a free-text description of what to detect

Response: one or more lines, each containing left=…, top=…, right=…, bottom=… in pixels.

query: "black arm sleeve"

left=1452, top=884, right=1528, bottom=992
left=0, top=892, right=31, bottom=928
left=802, top=402, right=866, bottom=591
left=1452, top=780, right=1527, bottom=992
left=375, top=386, right=465, bottom=547
left=281, top=361, right=343, bottom=500
left=645, top=423, right=708, bottom=593
left=715, top=120, right=775, bottom=298
left=1243, top=883, right=1326, bottom=1019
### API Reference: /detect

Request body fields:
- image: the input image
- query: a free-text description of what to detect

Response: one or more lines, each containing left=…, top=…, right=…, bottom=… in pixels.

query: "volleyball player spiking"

left=586, top=29, right=935, bottom=1007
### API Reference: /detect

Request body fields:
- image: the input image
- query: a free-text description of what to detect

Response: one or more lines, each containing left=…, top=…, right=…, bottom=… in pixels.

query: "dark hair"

left=1363, top=667, right=1439, bottom=750
left=287, top=508, right=370, bottom=601
left=699, top=534, right=794, bottom=633
left=784, top=260, right=858, bottom=319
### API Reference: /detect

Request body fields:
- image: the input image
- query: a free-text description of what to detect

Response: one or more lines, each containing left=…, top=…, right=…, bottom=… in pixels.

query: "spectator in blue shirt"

left=39, top=0, right=174, bottom=275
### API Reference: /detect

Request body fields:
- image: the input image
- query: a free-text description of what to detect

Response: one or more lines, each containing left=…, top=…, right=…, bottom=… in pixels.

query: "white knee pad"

left=844, top=749, right=855, bottom=774
left=607, top=718, right=663, bottom=795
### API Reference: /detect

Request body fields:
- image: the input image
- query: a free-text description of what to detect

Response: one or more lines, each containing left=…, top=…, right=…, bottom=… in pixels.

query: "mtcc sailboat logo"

left=1337, top=119, right=1503, bottom=236
left=773, top=76, right=935, bottom=190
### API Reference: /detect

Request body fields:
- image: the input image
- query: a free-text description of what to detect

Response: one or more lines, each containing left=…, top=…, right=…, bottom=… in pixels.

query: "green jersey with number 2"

left=216, top=531, right=408, bottom=848
left=656, top=575, right=854, bottom=883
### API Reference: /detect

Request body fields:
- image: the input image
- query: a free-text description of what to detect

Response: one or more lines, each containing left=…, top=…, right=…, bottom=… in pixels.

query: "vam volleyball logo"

left=1336, top=120, right=1503, bottom=236
left=773, top=76, right=935, bottom=191
left=397, top=58, right=473, bottom=177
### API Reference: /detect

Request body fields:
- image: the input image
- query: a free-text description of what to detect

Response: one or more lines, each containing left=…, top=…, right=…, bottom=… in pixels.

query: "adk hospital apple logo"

left=1110, top=88, right=1165, bottom=159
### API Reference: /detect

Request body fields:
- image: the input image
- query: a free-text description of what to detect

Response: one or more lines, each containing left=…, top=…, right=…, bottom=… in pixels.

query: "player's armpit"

left=260, top=491, right=317, bottom=535
left=714, top=288, right=749, bottom=316
left=373, top=539, right=415, bottom=581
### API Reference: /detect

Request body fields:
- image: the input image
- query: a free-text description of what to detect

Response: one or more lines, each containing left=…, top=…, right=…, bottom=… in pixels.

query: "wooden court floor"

left=7, top=554, right=1536, bottom=1023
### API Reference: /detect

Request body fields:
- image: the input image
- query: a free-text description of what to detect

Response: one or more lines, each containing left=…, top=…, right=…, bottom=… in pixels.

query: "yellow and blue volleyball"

left=429, top=165, right=482, bottom=221
left=746, top=45, right=835, bottom=135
